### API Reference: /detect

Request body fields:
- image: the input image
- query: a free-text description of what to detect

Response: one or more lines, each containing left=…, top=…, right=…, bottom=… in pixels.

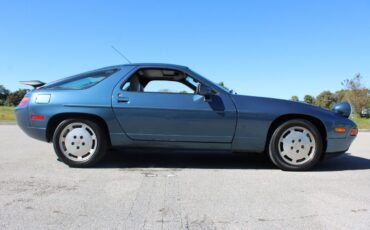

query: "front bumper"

left=323, top=151, right=347, bottom=159
left=325, top=135, right=356, bottom=154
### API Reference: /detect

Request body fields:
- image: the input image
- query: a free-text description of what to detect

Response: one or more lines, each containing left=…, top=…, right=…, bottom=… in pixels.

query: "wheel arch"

left=46, top=113, right=111, bottom=146
left=265, top=114, right=327, bottom=154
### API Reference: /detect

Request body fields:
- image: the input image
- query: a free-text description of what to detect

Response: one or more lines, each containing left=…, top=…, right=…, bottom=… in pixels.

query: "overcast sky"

left=1, top=0, right=369, bottom=99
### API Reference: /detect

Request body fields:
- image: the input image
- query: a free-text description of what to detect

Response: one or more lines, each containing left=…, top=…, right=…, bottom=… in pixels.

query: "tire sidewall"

left=269, top=119, right=323, bottom=171
left=53, top=119, right=107, bottom=167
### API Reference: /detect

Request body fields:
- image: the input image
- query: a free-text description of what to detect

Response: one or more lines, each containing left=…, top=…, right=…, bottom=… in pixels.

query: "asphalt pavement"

left=1, top=124, right=370, bottom=230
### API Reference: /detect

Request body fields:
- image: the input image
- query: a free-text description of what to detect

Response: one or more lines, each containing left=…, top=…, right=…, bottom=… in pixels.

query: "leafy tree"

left=0, top=85, right=10, bottom=105
left=5, top=89, right=27, bottom=106
left=303, top=95, right=315, bottom=104
left=315, top=91, right=338, bottom=109
left=335, top=89, right=347, bottom=102
left=291, top=96, right=299, bottom=102
left=218, top=82, right=229, bottom=90
left=341, top=74, right=369, bottom=114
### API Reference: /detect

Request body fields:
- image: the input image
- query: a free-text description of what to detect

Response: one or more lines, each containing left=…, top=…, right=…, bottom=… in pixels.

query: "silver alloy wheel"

left=278, top=126, right=316, bottom=165
left=58, top=122, right=98, bottom=162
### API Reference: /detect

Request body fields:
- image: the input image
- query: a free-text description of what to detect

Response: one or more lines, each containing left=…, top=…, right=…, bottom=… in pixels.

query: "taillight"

left=350, top=128, right=358, bottom=136
left=18, top=96, right=29, bottom=107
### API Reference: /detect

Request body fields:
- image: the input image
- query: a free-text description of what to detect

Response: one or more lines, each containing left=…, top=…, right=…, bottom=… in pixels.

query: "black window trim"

left=120, top=67, right=214, bottom=95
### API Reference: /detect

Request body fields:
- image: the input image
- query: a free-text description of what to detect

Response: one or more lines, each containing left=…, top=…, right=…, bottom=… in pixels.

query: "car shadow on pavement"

left=98, top=149, right=274, bottom=170
left=314, top=153, right=370, bottom=171
left=96, top=149, right=370, bottom=171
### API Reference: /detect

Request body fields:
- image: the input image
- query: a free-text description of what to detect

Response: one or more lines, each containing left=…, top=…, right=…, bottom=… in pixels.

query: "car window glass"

left=55, top=76, right=105, bottom=90
left=185, top=75, right=200, bottom=89
left=144, top=80, right=194, bottom=94
left=122, top=70, right=203, bottom=94
left=122, top=82, right=131, bottom=91
left=49, top=69, right=117, bottom=90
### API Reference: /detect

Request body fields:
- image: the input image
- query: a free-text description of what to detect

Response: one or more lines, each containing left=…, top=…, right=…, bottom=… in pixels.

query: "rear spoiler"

left=19, top=80, right=46, bottom=89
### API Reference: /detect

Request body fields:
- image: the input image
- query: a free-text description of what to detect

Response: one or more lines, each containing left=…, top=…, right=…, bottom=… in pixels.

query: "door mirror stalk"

left=196, top=84, right=217, bottom=100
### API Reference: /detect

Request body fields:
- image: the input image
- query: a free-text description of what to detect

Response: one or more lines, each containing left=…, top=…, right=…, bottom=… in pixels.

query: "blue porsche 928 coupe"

left=16, top=63, right=357, bottom=170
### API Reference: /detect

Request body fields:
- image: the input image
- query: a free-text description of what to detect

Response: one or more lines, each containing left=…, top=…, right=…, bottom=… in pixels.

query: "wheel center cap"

left=64, top=128, right=93, bottom=156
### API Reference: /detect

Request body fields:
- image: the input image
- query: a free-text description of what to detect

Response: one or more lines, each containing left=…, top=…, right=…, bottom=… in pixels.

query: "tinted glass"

left=48, top=69, right=117, bottom=90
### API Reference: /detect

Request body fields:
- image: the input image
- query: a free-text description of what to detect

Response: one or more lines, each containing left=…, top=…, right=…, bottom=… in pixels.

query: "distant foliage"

left=0, top=85, right=10, bottom=106
left=291, top=73, right=370, bottom=115
left=158, top=89, right=172, bottom=93
left=5, top=89, right=27, bottom=106
left=315, top=91, right=338, bottom=109
left=303, top=95, right=315, bottom=104
left=290, top=96, right=299, bottom=102
left=218, top=82, right=229, bottom=90
left=335, top=89, right=347, bottom=103
left=341, top=74, right=369, bottom=114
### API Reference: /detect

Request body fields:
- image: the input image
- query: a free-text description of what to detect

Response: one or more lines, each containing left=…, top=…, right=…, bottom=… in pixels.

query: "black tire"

left=52, top=119, right=107, bottom=167
left=268, top=119, right=323, bottom=171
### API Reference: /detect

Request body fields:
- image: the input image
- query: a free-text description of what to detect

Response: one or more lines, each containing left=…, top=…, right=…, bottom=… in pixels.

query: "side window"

left=122, top=82, right=131, bottom=91
left=144, top=80, right=194, bottom=94
left=48, top=69, right=118, bottom=90
left=122, top=68, right=202, bottom=95
left=56, top=77, right=105, bottom=90
left=185, top=76, right=200, bottom=88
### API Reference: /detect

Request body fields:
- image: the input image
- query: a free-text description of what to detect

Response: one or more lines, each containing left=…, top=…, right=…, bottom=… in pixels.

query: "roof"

left=120, top=63, right=189, bottom=69
left=83, top=63, right=191, bottom=76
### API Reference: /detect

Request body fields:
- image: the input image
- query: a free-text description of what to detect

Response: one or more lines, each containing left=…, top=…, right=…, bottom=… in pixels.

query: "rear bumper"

left=18, top=125, right=47, bottom=142
left=16, top=107, right=47, bottom=142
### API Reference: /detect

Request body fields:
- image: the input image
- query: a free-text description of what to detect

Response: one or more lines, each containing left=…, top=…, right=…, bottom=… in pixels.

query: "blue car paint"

left=111, top=64, right=237, bottom=143
left=15, top=63, right=357, bottom=156
left=230, top=95, right=356, bottom=153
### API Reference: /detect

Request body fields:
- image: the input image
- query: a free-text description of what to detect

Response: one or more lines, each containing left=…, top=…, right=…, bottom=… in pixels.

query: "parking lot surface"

left=0, top=124, right=370, bottom=229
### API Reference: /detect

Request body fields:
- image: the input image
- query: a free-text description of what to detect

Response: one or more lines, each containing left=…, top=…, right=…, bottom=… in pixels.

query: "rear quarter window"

left=47, top=69, right=118, bottom=90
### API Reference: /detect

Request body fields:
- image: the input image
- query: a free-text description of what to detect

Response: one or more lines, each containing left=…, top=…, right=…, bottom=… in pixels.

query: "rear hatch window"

left=44, top=69, right=118, bottom=90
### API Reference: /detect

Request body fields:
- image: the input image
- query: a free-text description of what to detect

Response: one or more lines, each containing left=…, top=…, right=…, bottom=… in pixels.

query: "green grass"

left=352, top=116, right=370, bottom=129
left=0, top=106, right=15, bottom=121
left=1, top=105, right=370, bottom=129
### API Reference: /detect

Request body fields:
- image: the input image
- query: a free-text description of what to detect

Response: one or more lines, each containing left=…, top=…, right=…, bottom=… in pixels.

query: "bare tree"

left=341, top=74, right=369, bottom=114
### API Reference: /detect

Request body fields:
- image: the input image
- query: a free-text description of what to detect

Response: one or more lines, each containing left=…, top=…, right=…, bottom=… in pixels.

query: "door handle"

left=117, top=93, right=130, bottom=103
left=118, top=97, right=130, bottom=103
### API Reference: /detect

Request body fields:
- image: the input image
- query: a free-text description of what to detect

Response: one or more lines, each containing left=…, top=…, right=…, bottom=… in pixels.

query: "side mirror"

left=196, top=84, right=216, bottom=96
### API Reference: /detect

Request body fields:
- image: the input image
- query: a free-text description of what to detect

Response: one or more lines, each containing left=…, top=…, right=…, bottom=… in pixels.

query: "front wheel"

left=268, top=119, right=323, bottom=171
left=53, top=119, right=107, bottom=167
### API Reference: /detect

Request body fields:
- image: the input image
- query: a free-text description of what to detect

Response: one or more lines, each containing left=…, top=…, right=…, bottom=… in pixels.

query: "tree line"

left=0, top=85, right=27, bottom=106
left=291, top=74, right=370, bottom=115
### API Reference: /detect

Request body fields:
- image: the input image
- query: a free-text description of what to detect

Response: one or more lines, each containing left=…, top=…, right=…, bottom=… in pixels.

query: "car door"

left=111, top=68, right=237, bottom=143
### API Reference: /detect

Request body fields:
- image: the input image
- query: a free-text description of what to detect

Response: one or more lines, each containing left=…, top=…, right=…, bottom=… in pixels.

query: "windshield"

left=188, top=69, right=236, bottom=94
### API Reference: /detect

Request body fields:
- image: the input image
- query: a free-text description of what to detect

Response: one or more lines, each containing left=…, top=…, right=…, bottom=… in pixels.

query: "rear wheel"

left=53, top=119, right=107, bottom=167
left=268, top=119, right=323, bottom=171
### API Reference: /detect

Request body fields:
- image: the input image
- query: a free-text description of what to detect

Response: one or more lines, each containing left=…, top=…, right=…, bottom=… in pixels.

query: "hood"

left=230, top=94, right=337, bottom=119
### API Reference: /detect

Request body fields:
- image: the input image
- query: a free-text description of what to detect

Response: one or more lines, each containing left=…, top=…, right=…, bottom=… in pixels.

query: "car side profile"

left=16, top=63, right=358, bottom=170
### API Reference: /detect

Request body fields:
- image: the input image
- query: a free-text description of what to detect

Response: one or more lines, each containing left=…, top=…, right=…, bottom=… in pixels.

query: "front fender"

left=230, top=95, right=355, bottom=152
